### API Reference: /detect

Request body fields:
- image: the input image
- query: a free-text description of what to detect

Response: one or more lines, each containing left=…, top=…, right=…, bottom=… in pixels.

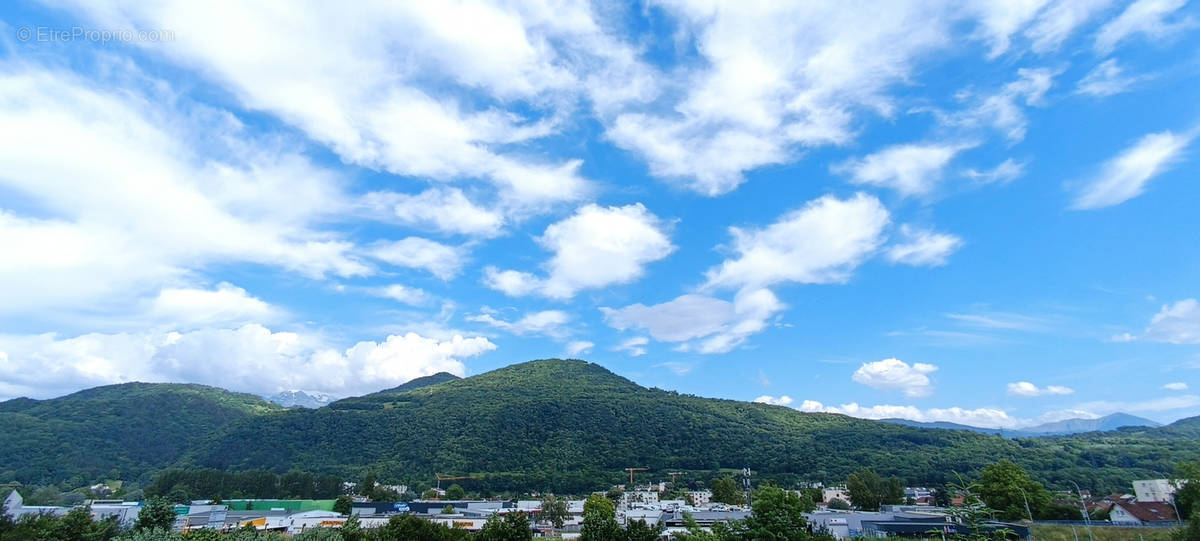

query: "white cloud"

left=886, top=225, right=964, bottom=267
left=1141, top=299, right=1200, bottom=344
left=1095, top=0, right=1193, bottom=54
left=615, top=336, right=649, bottom=357
left=482, top=268, right=543, bottom=297
left=1075, top=394, right=1200, bottom=414
left=364, top=188, right=505, bottom=238
left=0, top=65, right=368, bottom=318
left=60, top=1, right=607, bottom=210
left=147, top=283, right=280, bottom=330
left=655, top=361, right=696, bottom=376
left=1163, top=382, right=1189, bottom=391
left=564, top=340, right=594, bottom=356
left=693, top=288, right=786, bottom=354
left=0, top=325, right=495, bottom=399
left=1075, top=59, right=1143, bottom=98
left=368, top=237, right=468, bottom=280
left=797, top=399, right=1019, bottom=429
left=467, top=309, right=569, bottom=337
left=834, top=143, right=973, bottom=197
left=485, top=203, right=674, bottom=299
left=704, top=193, right=889, bottom=290
left=946, top=311, right=1051, bottom=331
left=1007, top=381, right=1076, bottom=397
left=754, top=395, right=794, bottom=407
left=938, top=68, right=1057, bottom=142
left=1025, top=0, right=1118, bottom=53
left=601, top=3, right=962, bottom=195
left=968, top=0, right=1053, bottom=58
left=1072, top=130, right=1193, bottom=209
left=964, top=158, right=1027, bottom=184
left=602, top=295, right=736, bottom=343
left=370, top=284, right=432, bottom=306
left=852, top=358, right=938, bottom=397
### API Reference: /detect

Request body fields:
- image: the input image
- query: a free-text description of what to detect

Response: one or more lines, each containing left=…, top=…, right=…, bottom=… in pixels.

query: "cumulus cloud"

left=59, top=2, right=608, bottom=210
left=146, top=283, right=280, bottom=330
left=0, top=65, right=368, bottom=318
left=796, top=399, right=1019, bottom=429
left=1163, top=382, right=1189, bottom=391
left=1095, top=0, right=1194, bottom=54
left=852, top=358, right=938, bottom=397
left=484, top=203, right=674, bottom=299
left=369, top=284, right=432, bottom=306
left=1007, top=381, right=1075, bottom=397
left=364, top=188, right=505, bottom=238
left=0, top=325, right=495, bottom=400
left=1140, top=299, right=1200, bottom=344
left=1072, top=130, right=1193, bottom=210
left=564, top=340, right=594, bottom=356
left=600, top=3, right=965, bottom=195
left=754, top=395, right=794, bottom=407
left=885, top=225, right=964, bottom=267
left=601, top=289, right=787, bottom=354
left=833, top=142, right=973, bottom=197
left=704, top=193, right=889, bottom=290
left=467, top=309, right=569, bottom=338
left=368, top=237, right=468, bottom=280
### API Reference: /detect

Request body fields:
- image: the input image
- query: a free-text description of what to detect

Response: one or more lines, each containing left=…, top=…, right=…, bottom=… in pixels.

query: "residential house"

left=1110, top=501, right=1177, bottom=525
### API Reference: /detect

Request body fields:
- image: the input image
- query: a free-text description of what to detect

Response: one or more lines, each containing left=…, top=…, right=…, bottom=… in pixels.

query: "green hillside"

left=2, top=360, right=1197, bottom=495
left=0, top=382, right=282, bottom=485
left=182, top=359, right=1200, bottom=494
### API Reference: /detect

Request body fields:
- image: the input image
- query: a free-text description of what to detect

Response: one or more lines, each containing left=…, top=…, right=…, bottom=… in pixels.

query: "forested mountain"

left=0, top=383, right=281, bottom=486
left=2, top=360, right=1197, bottom=496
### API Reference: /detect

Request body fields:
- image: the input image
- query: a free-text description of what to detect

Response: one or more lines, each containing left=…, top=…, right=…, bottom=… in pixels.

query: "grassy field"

left=1032, top=524, right=1180, bottom=541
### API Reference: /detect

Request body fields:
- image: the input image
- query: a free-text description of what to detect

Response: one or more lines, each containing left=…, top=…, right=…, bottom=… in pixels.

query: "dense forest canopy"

left=2, top=359, right=1197, bottom=496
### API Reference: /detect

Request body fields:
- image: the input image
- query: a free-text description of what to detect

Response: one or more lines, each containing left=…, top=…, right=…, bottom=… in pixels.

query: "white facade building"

left=688, top=490, right=712, bottom=506
left=823, top=487, right=850, bottom=503
left=1132, top=479, right=1178, bottom=503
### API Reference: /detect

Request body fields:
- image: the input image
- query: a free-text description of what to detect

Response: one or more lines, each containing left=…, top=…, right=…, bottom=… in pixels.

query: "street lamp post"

left=1016, top=487, right=1035, bottom=541
left=1069, top=481, right=1095, bottom=541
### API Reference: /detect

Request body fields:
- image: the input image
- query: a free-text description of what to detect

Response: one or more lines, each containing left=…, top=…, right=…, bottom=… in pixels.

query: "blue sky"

left=1, top=1, right=1198, bottom=428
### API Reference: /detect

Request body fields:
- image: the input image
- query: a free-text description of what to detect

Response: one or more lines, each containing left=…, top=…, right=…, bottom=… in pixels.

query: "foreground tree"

left=476, top=511, right=532, bottom=541
left=134, top=497, right=176, bottom=532
left=846, top=469, right=903, bottom=511
left=711, top=477, right=743, bottom=506
left=580, top=494, right=622, bottom=541
left=540, top=495, right=569, bottom=528
left=728, top=486, right=828, bottom=541
left=976, top=460, right=1051, bottom=521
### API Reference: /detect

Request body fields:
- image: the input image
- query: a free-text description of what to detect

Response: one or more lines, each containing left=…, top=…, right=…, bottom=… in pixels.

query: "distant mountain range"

left=264, top=390, right=335, bottom=409
left=1, top=359, right=1197, bottom=495
left=879, top=412, right=1161, bottom=437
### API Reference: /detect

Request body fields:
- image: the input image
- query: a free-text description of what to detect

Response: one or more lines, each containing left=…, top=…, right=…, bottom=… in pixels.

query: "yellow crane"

left=667, top=472, right=687, bottom=484
left=624, top=467, right=648, bottom=485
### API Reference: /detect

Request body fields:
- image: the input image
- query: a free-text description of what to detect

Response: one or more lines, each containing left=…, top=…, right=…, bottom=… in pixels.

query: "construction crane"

left=667, top=472, right=687, bottom=484
left=624, top=467, right=648, bottom=485
left=435, top=473, right=482, bottom=490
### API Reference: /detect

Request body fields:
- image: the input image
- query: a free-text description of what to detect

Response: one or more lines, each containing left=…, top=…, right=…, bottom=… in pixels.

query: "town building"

left=1110, top=500, right=1178, bottom=525
left=1132, top=479, right=1179, bottom=503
